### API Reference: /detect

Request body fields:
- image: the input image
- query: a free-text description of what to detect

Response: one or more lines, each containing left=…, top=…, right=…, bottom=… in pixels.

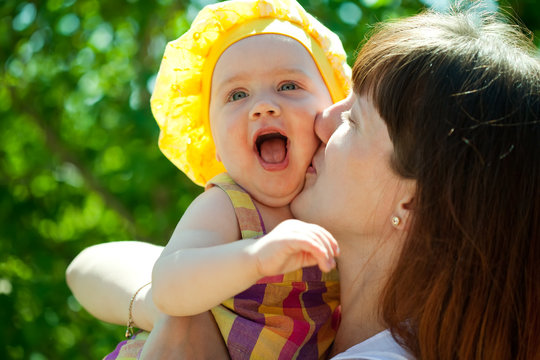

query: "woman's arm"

left=65, top=240, right=162, bottom=331
left=66, top=240, right=231, bottom=358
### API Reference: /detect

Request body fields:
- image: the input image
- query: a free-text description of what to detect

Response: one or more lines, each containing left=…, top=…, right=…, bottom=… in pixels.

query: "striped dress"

left=208, top=173, right=340, bottom=360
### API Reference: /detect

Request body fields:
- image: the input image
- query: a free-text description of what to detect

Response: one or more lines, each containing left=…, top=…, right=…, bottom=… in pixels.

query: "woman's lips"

left=307, top=149, right=322, bottom=175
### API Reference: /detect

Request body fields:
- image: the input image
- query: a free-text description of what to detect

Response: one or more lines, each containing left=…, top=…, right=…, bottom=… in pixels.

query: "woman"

left=318, top=7, right=539, bottom=358
left=67, top=6, right=540, bottom=359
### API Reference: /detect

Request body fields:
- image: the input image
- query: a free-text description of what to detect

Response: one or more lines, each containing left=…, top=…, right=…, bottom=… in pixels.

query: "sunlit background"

left=1, top=0, right=539, bottom=358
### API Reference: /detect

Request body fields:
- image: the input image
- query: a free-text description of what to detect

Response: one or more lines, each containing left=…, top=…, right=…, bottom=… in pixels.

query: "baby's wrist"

left=242, top=238, right=266, bottom=280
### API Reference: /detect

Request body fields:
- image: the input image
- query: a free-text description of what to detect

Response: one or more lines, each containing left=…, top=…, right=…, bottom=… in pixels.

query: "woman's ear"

left=392, top=180, right=416, bottom=231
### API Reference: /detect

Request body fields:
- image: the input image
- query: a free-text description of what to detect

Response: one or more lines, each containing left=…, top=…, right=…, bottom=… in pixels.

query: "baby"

left=106, top=0, right=351, bottom=358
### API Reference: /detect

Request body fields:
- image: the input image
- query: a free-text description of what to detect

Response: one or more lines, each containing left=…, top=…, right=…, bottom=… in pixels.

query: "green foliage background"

left=1, top=0, right=538, bottom=358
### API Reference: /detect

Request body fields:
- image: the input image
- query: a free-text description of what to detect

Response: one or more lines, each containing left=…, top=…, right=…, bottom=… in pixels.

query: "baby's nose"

left=249, top=98, right=281, bottom=119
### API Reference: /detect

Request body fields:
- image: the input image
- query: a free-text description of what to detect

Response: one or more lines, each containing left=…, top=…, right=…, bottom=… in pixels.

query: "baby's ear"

left=215, top=151, right=221, bottom=162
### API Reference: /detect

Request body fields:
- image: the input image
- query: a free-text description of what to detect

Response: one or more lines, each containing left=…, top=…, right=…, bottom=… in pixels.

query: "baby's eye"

left=278, top=82, right=298, bottom=91
left=228, top=90, right=248, bottom=102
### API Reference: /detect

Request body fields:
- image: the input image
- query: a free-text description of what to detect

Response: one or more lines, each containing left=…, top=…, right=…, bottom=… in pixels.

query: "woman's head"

left=295, top=6, right=539, bottom=359
left=349, top=8, right=539, bottom=359
left=291, top=92, right=414, bottom=243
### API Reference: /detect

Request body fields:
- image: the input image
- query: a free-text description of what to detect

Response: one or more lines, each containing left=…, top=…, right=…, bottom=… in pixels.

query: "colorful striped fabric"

left=103, top=331, right=149, bottom=360
left=208, top=173, right=341, bottom=360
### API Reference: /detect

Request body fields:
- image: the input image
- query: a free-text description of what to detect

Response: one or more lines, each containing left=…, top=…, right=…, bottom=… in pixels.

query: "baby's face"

left=209, top=34, right=332, bottom=207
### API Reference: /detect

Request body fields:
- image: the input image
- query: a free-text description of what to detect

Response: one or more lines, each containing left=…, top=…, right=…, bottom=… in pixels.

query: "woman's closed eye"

left=341, top=110, right=357, bottom=127
left=227, top=89, right=249, bottom=102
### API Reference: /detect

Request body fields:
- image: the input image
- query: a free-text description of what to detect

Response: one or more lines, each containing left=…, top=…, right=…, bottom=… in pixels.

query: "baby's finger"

left=303, top=235, right=336, bottom=272
left=309, top=225, right=339, bottom=260
left=295, top=236, right=333, bottom=271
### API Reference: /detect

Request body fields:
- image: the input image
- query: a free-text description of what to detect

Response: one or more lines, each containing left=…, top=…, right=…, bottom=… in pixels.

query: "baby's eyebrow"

left=211, top=72, right=251, bottom=96
left=274, top=68, right=310, bottom=78
left=214, top=73, right=250, bottom=88
left=216, top=67, right=309, bottom=88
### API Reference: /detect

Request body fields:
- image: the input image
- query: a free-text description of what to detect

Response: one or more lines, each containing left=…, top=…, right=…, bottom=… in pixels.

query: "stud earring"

left=391, top=216, right=401, bottom=227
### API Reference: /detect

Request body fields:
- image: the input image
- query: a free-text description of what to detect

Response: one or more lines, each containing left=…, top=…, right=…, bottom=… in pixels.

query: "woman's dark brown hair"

left=353, top=7, right=540, bottom=360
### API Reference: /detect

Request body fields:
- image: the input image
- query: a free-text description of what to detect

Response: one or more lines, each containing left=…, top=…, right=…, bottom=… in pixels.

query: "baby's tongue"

left=260, top=138, right=286, bottom=163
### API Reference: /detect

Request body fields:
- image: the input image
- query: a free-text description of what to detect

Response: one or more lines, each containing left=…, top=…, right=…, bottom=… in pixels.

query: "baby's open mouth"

left=255, top=133, right=288, bottom=164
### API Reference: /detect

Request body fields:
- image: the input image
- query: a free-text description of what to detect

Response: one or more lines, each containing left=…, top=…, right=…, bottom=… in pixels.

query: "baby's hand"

left=248, top=219, right=339, bottom=278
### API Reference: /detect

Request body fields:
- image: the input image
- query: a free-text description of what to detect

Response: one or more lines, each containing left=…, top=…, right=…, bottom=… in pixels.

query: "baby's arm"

left=152, top=188, right=339, bottom=316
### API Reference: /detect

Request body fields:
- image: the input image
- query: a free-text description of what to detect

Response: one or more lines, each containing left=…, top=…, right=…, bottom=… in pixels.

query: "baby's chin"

left=249, top=182, right=304, bottom=209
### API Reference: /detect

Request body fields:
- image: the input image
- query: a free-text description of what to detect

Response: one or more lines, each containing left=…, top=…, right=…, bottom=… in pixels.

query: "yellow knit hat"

left=151, top=0, right=351, bottom=186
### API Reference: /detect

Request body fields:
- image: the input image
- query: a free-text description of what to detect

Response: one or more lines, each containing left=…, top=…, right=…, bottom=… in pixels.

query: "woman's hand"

left=139, top=312, right=229, bottom=360
left=248, top=219, right=339, bottom=278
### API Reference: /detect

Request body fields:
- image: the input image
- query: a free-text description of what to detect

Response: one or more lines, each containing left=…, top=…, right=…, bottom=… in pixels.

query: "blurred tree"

left=1, top=0, right=538, bottom=359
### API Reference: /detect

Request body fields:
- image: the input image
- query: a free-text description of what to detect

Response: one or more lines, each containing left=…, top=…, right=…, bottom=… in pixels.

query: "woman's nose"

left=315, top=96, right=351, bottom=144
left=249, top=97, right=281, bottom=120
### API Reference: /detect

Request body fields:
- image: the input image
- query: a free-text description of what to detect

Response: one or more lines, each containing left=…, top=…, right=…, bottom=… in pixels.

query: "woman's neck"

left=253, top=200, right=293, bottom=232
left=330, top=233, right=396, bottom=356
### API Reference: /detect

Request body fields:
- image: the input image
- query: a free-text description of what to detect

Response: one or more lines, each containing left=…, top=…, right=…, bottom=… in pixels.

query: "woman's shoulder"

left=330, top=330, right=414, bottom=360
